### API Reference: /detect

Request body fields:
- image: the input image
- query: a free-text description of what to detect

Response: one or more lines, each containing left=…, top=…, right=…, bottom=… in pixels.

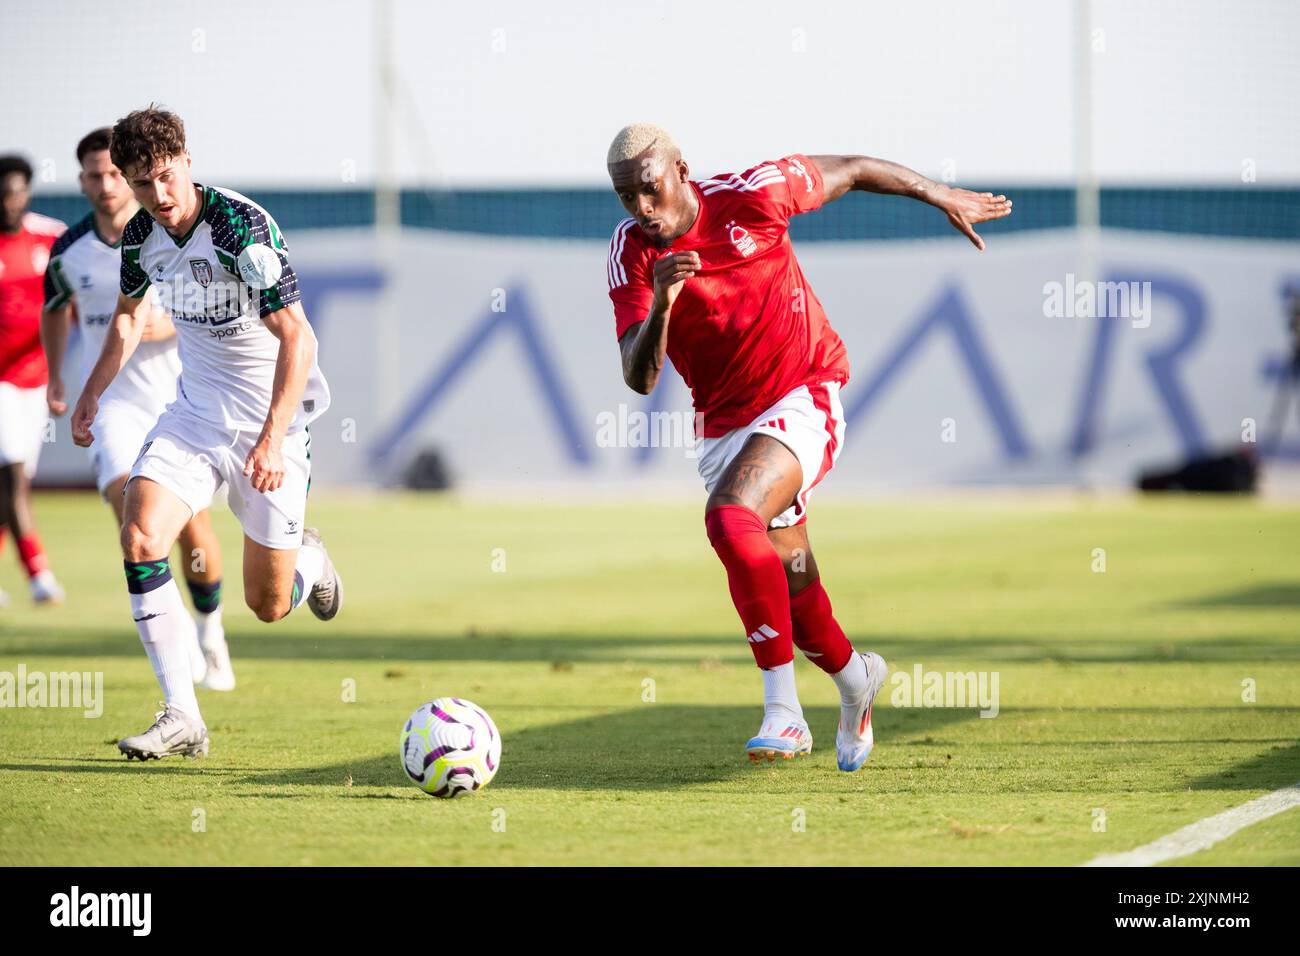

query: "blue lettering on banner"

left=370, top=284, right=591, bottom=468
left=843, top=283, right=1031, bottom=457
left=295, top=268, right=386, bottom=332
left=316, top=266, right=1282, bottom=476
left=1070, top=272, right=1207, bottom=458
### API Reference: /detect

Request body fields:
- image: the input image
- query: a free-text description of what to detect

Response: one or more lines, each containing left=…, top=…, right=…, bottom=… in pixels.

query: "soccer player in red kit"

left=0, top=154, right=66, bottom=605
left=606, top=124, right=1012, bottom=769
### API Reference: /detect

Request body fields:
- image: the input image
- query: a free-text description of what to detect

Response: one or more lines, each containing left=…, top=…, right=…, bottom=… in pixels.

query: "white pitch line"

left=1082, top=782, right=1300, bottom=867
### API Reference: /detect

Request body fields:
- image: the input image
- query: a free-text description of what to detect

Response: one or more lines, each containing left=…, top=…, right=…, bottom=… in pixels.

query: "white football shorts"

left=128, top=406, right=312, bottom=549
left=695, top=380, right=846, bottom=529
left=0, top=381, right=50, bottom=477
left=88, top=395, right=169, bottom=496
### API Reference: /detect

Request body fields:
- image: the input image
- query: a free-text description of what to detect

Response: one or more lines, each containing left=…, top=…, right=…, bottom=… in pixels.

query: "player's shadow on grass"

left=236, top=703, right=1300, bottom=795
left=1171, top=581, right=1300, bottom=609
left=7, top=705, right=1292, bottom=795
left=9, top=626, right=1300, bottom=665
left=1, top=627, right=749, bottom=667
left=1187, top=742, right=1300, bottom=792
left=246, top=703, right=981, bottom=793
left=0, top=758, right=250, bottom=778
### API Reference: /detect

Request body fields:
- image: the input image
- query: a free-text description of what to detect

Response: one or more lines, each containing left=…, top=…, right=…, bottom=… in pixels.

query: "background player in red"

left=0, top=154, right=66, bottom=606
left=606, top=124, right=1012, bottom=769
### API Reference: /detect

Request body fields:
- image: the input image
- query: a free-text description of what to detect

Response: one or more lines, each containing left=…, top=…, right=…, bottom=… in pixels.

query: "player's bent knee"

left=120, top=521, right=169, bottom=563
left=786, top=570, right=820, bottom=598
left=245, top=591, right=289, bottom=623
left=704, top=502, right=768, bottom=547
left=705, top=491, right=750, bottom=514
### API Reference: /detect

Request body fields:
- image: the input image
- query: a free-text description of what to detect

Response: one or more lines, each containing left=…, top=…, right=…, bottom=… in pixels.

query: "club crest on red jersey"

left=726, top=220, right=758, bottom=257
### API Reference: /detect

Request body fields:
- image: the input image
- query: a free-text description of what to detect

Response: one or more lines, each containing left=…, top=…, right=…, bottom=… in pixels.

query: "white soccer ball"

left=400, top=697, right=502, bottom=798
left=236, top=243, right=283, bottom=290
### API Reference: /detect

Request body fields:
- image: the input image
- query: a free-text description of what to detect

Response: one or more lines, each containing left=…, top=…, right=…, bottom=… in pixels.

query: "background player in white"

left=70, top=106, right=343, bottom=760
left=41, top=127, right=235, bottom=690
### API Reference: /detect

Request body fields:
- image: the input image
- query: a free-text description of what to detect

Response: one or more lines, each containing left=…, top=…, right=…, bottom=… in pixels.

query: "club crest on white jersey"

left=118, top=185, right=330, bottom=433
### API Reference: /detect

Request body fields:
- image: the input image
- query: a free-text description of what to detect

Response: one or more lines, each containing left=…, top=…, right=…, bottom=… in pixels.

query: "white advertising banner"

left=36, top=228, right=1300, bottom=497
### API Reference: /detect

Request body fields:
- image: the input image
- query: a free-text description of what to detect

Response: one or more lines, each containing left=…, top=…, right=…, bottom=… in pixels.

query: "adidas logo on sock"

left=748, top=624, right=779, bottom=644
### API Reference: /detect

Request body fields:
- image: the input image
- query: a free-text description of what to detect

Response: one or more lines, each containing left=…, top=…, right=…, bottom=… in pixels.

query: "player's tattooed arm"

left=246, top=301, right=317, bottom=493
left=619, top=314, right=668, bottom=394
left=809, top=155, right=1013, bottom=251
left=619, top=251, right=699, bottom=394
left=71, top=292, right=154, bottom=446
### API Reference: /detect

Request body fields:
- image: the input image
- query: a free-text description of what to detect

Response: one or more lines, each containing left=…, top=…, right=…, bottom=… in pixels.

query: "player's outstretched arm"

left=809, top=155, right=1013, bottom=251
left=619, top=251, right=700, bottom=394
left=245, top=301, right=317, bottom=493
left=39, top=302, right=75, bottom=416
left=71, top=292, right=152, bottom=446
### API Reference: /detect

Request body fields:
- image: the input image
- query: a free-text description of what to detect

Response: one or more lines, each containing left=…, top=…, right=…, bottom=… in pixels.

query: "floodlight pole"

left=1074, top=0, right=1101, bottom=467
left=1075, top=0, right=1099, bottom=284
left=375, top=0, right=400, bottom=237
left=374, top=0, right=401, bottom=461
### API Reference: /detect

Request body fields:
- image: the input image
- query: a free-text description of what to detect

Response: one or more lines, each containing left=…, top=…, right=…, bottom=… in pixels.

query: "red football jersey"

left=608, top=154, right=849, bottom=438
left=0, top=212, right=65, bottom=387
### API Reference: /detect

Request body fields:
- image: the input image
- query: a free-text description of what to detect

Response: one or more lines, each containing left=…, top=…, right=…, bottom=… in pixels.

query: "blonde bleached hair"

left=606, top=123, right=680, bottom=165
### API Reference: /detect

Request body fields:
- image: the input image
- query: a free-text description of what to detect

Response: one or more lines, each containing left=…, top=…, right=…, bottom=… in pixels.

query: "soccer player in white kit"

left=70, top=106, right=343, bottom=760
left=42, top=127, right=235, bottom=691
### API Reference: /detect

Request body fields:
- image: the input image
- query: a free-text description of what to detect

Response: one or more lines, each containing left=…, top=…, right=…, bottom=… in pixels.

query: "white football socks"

left=832, top=652, right=870, bottom=733
left=292, top=544, right=325, bottom=609
left=761, top=660, right=804, bottom=724
left=195, top=605, right=223, bottom=650
left=831, top=651, right=868, bottom=702
left=130, top=578, right=202, bottom=720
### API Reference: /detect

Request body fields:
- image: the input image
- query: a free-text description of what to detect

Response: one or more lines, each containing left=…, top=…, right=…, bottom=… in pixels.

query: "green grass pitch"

left=1, top=491, right=1298, bottom=866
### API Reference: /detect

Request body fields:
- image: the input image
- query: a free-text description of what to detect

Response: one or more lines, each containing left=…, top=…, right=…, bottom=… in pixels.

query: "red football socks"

left=790, top=578, right=854, bottom=673
left=17, top=533, right=49, bottom=578
left=705, top=505, right=794, bottom=669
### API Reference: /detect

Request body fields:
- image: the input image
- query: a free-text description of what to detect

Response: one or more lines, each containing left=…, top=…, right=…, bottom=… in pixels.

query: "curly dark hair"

left=110, top=105, right=186, bottom=176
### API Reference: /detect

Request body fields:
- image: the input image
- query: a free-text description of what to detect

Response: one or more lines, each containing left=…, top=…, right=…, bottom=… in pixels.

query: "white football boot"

left=302, top=527, right=343, bottom=621
left=836, top=651, right=889, bottom=771
left=745, top=712, right=813, bottom=762
left=117, top=704, right=209, bottom=760
left=196, top=608, right=236, bottom=691
left=30, top=569, right=65, bottom=605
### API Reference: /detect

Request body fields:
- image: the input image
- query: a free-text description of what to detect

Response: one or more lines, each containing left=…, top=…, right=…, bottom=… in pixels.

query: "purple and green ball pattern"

left=400, top=697, right=502, bottom=798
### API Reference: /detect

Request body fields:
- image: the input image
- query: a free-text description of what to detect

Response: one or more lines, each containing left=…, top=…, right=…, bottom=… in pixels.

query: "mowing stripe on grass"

left=1082, top=783, right=1300, bottom=867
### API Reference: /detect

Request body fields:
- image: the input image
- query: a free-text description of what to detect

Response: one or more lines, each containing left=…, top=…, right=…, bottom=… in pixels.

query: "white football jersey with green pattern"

left=119, top=184, right=329, bottom=433
left=44, top=211, right=180, bottom=407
